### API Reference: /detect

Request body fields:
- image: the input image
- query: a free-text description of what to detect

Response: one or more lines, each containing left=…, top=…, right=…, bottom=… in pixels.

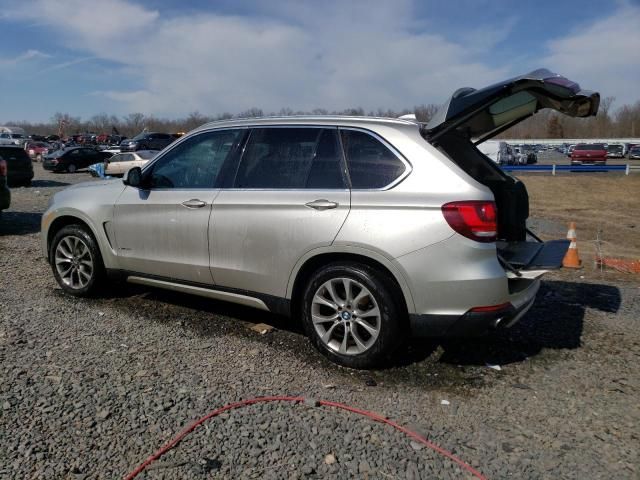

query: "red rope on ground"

left=124, top=396, right=487, bottom=480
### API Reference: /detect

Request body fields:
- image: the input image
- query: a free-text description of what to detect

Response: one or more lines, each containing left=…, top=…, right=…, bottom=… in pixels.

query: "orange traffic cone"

left=562, top=222, right=582, bottom=268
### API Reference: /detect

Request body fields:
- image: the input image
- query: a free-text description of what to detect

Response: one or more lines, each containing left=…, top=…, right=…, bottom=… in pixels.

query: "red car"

left=25, top=142, right=51, bottom=161
left=570, top=143, right=607, bottom=165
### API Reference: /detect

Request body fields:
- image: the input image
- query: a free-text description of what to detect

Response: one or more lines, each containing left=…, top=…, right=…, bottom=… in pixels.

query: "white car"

left=0, top=132, right=27, bottom=147
left=104, top=150, right=158, bottom=176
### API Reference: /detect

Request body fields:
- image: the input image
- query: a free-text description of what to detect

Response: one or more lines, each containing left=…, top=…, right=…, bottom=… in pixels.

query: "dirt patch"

left=517, top=173, right=640, bottom=263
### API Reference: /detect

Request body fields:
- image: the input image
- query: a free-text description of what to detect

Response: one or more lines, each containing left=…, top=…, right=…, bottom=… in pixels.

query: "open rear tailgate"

left=497, top=239, right=570, bottom=270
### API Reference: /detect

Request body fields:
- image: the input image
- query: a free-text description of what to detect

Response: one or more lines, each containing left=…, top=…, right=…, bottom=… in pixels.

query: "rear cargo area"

left=433, top=132, right=568, bottom=272
left=435, top=132, right=528, bottom=242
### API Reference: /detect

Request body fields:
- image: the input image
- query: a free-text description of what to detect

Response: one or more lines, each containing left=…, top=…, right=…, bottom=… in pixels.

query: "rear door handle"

left=305, top=199, right=339, bottom=211
left=181, top=199, right=207, bottom=208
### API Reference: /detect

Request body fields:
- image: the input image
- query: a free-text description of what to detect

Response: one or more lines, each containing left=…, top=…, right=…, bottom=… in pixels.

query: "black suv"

left=42, top=147, right=112, bottom=173
left=0, top=146, right=34, bottom=187
left=120, top=132, right=174, bottom=152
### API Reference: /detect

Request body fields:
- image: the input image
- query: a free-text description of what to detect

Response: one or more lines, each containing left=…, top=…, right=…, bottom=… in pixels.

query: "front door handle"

left=305, top=199, right=339, bottom=211
left=182, top=199, right=207, bottom=208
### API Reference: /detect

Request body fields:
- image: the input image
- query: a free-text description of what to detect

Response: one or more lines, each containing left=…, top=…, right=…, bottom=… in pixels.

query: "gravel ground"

left=1, top=164, right=639, bottom=479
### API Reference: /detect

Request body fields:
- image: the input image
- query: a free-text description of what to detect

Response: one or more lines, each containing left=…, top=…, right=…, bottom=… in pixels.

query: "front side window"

left=147, top=129, right=242, bottom=189
left=340, top=129, right=407, bottom=189
left=234, top=128, right=345, bottom=189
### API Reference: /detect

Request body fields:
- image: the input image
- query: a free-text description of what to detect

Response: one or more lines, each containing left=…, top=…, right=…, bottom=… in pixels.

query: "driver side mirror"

left=123, top=166, right=143, bottom=188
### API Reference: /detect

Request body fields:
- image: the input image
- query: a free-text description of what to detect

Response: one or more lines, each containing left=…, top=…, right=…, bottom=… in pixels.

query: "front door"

left=113, top=129, right=245, bottom=284
left=210, top=127, right=350, bottom=298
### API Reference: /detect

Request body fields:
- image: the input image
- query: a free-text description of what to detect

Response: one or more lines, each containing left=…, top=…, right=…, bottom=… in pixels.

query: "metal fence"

left=502, top=164, right=640, bottom=175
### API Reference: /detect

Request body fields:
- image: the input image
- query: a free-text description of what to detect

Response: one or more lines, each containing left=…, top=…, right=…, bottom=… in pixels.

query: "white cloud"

left=3, top=0, right=515, bottom=116
left=0, top=49, right=50, bottom=67
left=543, top=3, right=640, bottom=105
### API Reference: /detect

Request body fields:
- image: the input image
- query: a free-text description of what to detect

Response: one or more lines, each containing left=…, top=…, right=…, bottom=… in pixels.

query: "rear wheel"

left=301, top=262, right=404, bottom=369
left=50, top=224, right=105, bottom=297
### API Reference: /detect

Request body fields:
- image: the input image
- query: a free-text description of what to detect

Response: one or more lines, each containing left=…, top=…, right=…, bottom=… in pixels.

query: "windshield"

left=607, top=145, right=623, bottom=152
left=575, top=144, right=605, bottom=150
left=137, top=150, right=157, bottom=160
left=49, top=148, right=73, bottom=158
left=132, top=133, right=147, bottom=141
left=11, top=134, right=25, bottom=139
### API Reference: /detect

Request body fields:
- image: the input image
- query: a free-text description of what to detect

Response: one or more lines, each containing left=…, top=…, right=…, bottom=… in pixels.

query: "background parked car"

left=0, top=132, right=28, bottom=147
left=476, top=140, right=514, bottom=165
left=42, top=146, right=112, bottom=173
left=0, top=146, right=34, bottom=186
left=25, top=142, right=51, bottom=161
left=570, top=143, right=607, bottom=165
left=521, top=145, right=538, bottom=164
left=606, top=144, right=624, bottom=158
left=0, top=157, right=9, bottom=214
left=104, top=150, right=158, bottom=176
left=629, top=146, right=640, bottom=160
left=120, top=132, right=173, bottom=152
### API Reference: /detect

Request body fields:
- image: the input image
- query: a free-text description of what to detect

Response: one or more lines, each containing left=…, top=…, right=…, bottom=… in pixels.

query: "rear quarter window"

left=340, top=129, right=407, bottom=189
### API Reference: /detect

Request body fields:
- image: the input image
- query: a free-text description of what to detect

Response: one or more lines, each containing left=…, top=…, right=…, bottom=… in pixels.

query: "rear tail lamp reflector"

left=441, top=201, right=497, bottom=243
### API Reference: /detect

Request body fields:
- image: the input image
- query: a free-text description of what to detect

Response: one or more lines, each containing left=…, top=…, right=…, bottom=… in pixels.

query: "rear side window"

left=234, top=128, right=345, bottom=189
left=340, top=130, right=406, bottom=189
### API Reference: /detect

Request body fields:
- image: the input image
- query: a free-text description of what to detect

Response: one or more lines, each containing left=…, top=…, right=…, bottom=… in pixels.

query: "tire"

left=301, top=262, right=404, bottom=369
left=49, top=224, right=105, bottom=297
left=67, top=163, right=77, bottom=173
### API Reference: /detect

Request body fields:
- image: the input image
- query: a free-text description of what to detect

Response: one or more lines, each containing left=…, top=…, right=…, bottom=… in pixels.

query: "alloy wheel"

left=311, top=277, right=381, bottom=355
left=54, top=235, right=94, bottom=289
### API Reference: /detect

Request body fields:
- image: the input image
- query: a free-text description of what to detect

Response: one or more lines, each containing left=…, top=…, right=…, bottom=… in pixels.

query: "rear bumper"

left=409, top=277, right=540, bottom=337
left=571, top=159, right=606, bottom=165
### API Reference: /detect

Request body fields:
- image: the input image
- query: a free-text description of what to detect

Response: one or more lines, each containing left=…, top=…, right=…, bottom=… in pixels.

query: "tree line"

left=3, top=97, right=639, bottom=139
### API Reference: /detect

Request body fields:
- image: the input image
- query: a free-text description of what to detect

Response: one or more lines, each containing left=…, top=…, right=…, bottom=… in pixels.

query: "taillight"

left=0, top=159, right=7, bottom=176
left=442, top=201, right=497, bottom=243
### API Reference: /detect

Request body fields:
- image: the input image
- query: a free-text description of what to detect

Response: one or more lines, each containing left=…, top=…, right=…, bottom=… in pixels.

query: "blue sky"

left=0, top=0, right=638, bottom=122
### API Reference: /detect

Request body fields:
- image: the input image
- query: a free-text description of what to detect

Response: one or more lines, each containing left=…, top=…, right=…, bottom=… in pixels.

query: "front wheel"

left=50, top=224, right=105, bottom=296
left=67, top=163, right=77, bottom=173
left=301, top=262, right=404, bottom=369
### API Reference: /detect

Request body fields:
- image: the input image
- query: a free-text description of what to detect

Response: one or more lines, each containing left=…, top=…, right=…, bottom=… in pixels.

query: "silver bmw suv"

left=42, top=69, right=599, bottom=368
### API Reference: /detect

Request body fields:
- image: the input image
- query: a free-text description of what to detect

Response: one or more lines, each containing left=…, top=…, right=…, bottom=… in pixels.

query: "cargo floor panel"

left=497, top=239, right=570, bottom=270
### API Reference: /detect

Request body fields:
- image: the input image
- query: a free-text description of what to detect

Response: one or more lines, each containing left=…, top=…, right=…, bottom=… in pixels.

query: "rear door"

left=210, top=126, right=350, bottom=298
left=79, top=148, right=101, bottom=169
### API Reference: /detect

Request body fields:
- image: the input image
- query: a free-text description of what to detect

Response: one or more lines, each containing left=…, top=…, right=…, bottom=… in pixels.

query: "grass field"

left=517, top=173, right=640, bottom=263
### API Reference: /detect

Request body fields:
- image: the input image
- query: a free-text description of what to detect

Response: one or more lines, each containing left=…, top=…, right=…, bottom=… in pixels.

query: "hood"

left=425, top=68, right=600, bottom=143
left=65, top=178, right=121, bottom=190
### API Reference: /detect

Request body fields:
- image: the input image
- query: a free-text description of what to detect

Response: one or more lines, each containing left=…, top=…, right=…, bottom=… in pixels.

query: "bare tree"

left=123, top=113, right=145, bottom=136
